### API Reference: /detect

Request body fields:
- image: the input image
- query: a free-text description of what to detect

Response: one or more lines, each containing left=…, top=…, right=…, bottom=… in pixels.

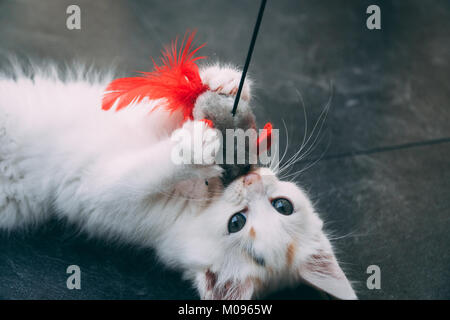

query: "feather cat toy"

left=102, top=31, right=271, bottom=183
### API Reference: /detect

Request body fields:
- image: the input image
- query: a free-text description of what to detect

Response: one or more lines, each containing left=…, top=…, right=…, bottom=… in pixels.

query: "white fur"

left=0, top=62, right=356, bottom=300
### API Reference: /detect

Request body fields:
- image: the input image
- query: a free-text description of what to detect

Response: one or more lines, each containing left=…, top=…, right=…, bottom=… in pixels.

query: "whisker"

left=272, top=118, right=290, bottom=172
left=278, top=82, right=334, bottom=180
left=283, top=132, right=331, bottom=181
left=278, top=98, right=328, bottom=175
left=296, top=89, right=309, bottom=153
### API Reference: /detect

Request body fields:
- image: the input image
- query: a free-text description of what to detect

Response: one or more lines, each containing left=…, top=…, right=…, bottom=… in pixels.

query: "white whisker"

left=277, top=83, right=334, bottom=181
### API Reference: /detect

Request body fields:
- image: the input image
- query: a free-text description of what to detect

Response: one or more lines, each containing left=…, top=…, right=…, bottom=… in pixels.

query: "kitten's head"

left=168, top=167, right=356, bottom=300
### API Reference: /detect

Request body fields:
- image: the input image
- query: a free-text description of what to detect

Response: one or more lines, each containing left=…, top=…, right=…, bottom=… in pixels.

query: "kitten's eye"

left=271, top=198, right=293, bottom=215
left=228, top=213, right=247, bottom=233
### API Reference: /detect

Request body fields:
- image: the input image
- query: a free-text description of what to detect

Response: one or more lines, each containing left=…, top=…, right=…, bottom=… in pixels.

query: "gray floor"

left=0, top=0, right=449, bottom=299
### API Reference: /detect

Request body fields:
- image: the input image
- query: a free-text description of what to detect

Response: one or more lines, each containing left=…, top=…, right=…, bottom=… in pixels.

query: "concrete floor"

left=0, top=0, right=449, bottom=299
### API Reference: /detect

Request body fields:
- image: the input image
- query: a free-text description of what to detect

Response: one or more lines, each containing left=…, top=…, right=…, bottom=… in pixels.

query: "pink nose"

left=244, top=172, right=261, bottom=186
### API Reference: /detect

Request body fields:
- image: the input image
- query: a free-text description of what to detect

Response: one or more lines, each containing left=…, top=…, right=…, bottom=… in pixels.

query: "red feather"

left=102, top=31, right=209, bottom=120
left=257, top=122, right=273, bottom=155
left=199, top=118, right=214, bottom=128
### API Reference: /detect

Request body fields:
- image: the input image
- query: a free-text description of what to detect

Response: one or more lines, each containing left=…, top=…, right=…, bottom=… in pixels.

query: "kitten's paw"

left=182, top=120, right=221, bottom=165
left=200, top=65, right=251, bottom=101
left=170, top=120, right=222, bottom=178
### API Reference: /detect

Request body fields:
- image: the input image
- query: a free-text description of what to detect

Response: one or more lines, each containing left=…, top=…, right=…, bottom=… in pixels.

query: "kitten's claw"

left=200, top=65, right=251, bottom=101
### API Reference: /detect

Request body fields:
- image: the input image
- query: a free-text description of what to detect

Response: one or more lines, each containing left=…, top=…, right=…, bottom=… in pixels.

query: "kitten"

left=0, top=62, right=356, bottom=300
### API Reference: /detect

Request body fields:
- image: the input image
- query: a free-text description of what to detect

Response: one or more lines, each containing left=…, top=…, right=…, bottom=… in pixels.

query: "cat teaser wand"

left=232, top=0, right=272, bottom=154
left=101, top=0, right=272, bottom=167
left=231, top=0, right=267, bottom=117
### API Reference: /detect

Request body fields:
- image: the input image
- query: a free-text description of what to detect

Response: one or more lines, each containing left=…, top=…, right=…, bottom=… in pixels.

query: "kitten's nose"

left=244, top=172, right=261, bottom=186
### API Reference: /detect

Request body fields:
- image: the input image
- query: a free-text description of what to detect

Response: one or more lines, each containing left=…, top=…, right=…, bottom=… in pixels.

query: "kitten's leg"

left=52, top=120, right=222, bottom=240
left=79, top=120, right=222, bottom=205
left=200, top=64, right=252, bottom=101
left=0, top=167, right=51, bottom=230
left=0, top=172, right=40, bottom=230
left=0, top=124, right=51, bottom=230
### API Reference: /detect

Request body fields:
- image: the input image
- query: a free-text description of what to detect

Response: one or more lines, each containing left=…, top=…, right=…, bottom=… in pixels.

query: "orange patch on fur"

left=306, top=251, right=342, bottom=278
left=249, top=227, right=256, bottom=239
left=286, top=242, right=296, bottom=267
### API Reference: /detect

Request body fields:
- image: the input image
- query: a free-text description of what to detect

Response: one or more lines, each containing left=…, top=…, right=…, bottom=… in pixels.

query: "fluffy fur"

left=0, top=61, right=356, bottom=300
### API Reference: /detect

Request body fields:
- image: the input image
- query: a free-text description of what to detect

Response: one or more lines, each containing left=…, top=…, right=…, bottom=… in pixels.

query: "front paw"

left=170, top=120, right=223, bottom=178
left=200, top=65, right=251, bottom=101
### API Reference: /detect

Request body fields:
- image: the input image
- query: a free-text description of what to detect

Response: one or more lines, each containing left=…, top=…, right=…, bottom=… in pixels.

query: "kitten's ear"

left=298, top=236, right=357, bottom=300
left=195, top=270, right=254, bottom=300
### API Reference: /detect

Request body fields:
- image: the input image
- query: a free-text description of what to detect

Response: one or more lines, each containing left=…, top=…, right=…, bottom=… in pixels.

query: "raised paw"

left=170, top=120, right=222, bottom=170
left=200, top=65, right=251, bottom=101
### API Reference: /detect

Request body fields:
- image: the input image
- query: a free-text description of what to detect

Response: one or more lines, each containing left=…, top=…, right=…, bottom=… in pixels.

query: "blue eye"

left=228, top=213, right=247, bottom=233
left=271, top=198, right=293, bottom=215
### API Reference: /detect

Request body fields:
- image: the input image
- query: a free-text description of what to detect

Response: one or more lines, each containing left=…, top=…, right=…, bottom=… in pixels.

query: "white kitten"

left=0, top=62, right=356, bottom=300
